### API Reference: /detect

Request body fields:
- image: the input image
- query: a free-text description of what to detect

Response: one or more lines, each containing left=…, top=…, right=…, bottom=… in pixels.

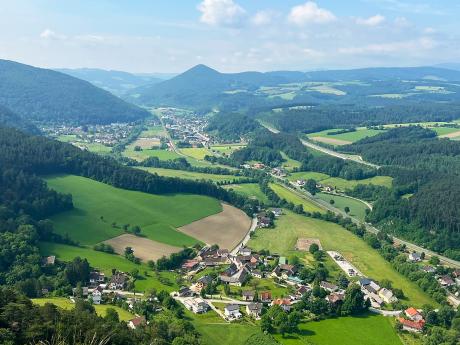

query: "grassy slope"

left=32, top=297, right=134, bottom=321
left=277, top=313, right=402, bottom=345
left=307, top=128, right=386, bottom=143
left=39, top=242, right=179, bottom=292
left=269, top=183, right=324, bottom=214
left=316, top=192, right=369, bottom=221
left=46, top=175, right=221, bottom=246
left=224, top=183, right=270, bottom=204
left=140, top=167, right=240, bottom=182
left=288, top=172, right=393, bottom=190
left=248, top=210, right=436, bottom=307
left=179, top=147, right=212, bottom=160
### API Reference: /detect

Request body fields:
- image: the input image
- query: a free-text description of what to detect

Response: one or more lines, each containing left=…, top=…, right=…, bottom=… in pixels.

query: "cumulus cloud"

left=251, top=10, right=276, bottom=26
left=288, top=2, right=336, bottom=25
left=356, top=14, right=385, bottom=26
left=197, top=0, right=246, bottom=26
left=40, top=29, right=67, bottom=40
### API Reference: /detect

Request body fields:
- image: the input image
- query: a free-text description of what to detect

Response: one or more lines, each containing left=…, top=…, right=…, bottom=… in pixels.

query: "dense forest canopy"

left=0, top=104, right=39, bottom=134
left=206, top=112, right=261, bottom=141
left=0, top=60, right=150, bottom=124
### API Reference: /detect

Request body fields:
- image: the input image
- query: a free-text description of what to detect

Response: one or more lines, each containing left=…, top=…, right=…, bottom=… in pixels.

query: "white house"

left=246, top=303, right=263, bottom=319
left=183, top=298, right=209, bottom=314
left=224, top=304, right=242, bottom=319
left=379, top=288, right=397, bottom=304
left=91, top=286, right=103, bottom=305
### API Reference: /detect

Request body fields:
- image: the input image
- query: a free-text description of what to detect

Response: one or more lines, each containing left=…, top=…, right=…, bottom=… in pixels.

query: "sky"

left=0, top=0, right=459, bottom=73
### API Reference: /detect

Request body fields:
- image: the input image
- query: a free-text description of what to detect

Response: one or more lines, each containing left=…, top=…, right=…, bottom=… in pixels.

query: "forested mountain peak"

left=0, top=59, right=150, bottom=124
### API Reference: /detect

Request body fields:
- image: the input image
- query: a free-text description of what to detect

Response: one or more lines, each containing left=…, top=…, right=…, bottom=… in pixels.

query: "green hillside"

left=46, top=175, right=222, bottom=246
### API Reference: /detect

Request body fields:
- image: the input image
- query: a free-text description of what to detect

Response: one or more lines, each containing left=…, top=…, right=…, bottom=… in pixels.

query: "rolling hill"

left=0, top=59, right=150, bottom=124
left=56, top=68, right=163, bottom=96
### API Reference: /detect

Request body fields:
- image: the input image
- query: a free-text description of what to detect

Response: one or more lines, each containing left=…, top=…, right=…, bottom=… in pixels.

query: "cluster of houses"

left=358, top=278, right=398, bottom=308
left=256, top=208, right=282, bottom=228
left=294, top=179, right=333, bottom=193
left=161, top=109, right=210, bottom=146
left=398, top=307, right=426, bottom=333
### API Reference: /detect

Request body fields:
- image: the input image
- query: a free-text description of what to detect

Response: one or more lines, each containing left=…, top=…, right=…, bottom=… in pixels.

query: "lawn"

left=248, top=210, right=437, bottom=307
left=180, top=147, right=213, bottom=160
left=316, top=192, right=369, bottom=221
left=31, top=297, right=134, bottom=321
left=276, top=313, right=402, bottom=345
left=269, top=183, right=324, bottom=214
left=39, top=242, right=179, bottom=292
left=186, top=309, right=262, bottom=345
left=45, top=175, right=221, bottom=246
left=224, top=183, right=270, bottom=204
left=140, top=167, right=241, bottom=183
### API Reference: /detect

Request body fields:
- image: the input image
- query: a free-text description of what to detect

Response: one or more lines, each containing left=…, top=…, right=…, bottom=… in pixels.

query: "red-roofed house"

left=398, top=318, right=425, bottom=333
left=272, top=298, right=291, bottom=312
left=405, top=307, right=423, bottom=322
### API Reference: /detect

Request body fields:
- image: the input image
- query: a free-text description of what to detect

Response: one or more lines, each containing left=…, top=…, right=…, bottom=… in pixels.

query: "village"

left=40, top=207, right=460, bottom=334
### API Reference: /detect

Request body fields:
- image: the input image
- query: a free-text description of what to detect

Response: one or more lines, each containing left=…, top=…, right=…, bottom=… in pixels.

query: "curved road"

left=231, top=217, right=258, bottom=255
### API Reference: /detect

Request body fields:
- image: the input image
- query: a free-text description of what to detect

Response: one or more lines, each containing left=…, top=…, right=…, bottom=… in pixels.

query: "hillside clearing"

left=46, top=175, right=221, bottom=246
left=269, top=183, right=324, bottom=214
left=316, top=192, right=369, bottom=221
left=178, top=203, right=251, bottom=250
left=223, top=183, right=269, bottom=204
left=140, top=167, right=240, bottom=182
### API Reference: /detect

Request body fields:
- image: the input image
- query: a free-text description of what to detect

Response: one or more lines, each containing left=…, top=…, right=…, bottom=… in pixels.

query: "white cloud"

left=197, top=0, right=245, bottom=26
left=288, top=2, right=336, bottom=25
left=356, top=14, right=385, bottom=26
left=338, top=37, right=438, bottom=55
left=251, top=10, right=275, bottom=26
left=40, top=29, right=67, bottom=40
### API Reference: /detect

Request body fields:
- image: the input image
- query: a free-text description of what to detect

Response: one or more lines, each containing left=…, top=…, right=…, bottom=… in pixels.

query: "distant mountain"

left=126, top=64, right=306, bottom=108
left=0, top=59, right=150, bottom=125
left=304, top=66, right=460, bottom=82
left=434, top=63, right=460, bottom=72
left=57, top=68, right=163, bottom=96
left=0, top=105, right=39, bottom=134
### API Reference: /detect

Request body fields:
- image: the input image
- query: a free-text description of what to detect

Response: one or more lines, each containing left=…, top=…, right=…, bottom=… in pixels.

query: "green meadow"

left=248, top=210, right=437, bottom=308
left=140, top=167, right=241, bottom=183
left=45, top=175, right=221, bottom=246
left=32, top=297, right=135, bottom=321
left=224, top=183, right=270, bottom=204
left=307, top=127, right=386, bottom=143
left=269, top=183, right=324, bottom=214
left=39, top=242, right=179, bottom=292
left=277, top=313, right=402, bottom=345
left=316, top=192, right=369, bottom=221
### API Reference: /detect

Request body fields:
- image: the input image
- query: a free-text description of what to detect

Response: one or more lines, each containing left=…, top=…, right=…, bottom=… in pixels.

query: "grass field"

left=288, top=172, right=393, bottom=190
left=307, top=128, right=386, bottom=144
left=224, top=183, right=270, bottom=204
left=31, top=297, right=135, bottom=321
left=141, top=125, right=166, bottom=138
left=248, top=210, right=437, bottom=307
left=45, top=175, right=221, bottom=246
left=430, top=126, right=460, bottom=136
left=281, top=152, right=302, bottom=170
left=179, top=147, right=212, bottom=160
left=276, top=313, right=402, bottom=345
left=316, top=192, right=369, bottom=221
left=123, top=147, right=182, bottom=161
left=210, top=144, right=245, bottom=155
left=140, top=167, right=240, bottom=183
left=186, top=310, right=262, bottom=345
left=39, top=242, right=179, bottom=292
left=269, top=183, right=324, bottom=214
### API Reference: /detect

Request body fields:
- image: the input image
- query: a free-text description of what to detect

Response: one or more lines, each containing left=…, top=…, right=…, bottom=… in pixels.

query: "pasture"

left=210, top=144, right=245, bottom=155
left=140, top=167, right=240, bottom=183
left=269, top=183, right=324, bottom=214
left=179, top=147, right=212, bottom=160
left=38, top=242, right=179, bottom=292
left=280, top=152, right=302, bottom=170
left=316, top=192, right=369, bottom=221
left=32, top=298, right=135, bottom=321
left=224, top=183, right=270, bottom=204
left=276, top=313, right=402, bottom=345
left=45, top=175, right=221, bottom=246
left=248, top=210, right=437, bottom=307
left=307, top=127, right=385, bottom=145
left=178, top=203, right=251, bottom=250
left=123, top=146, right=182, bottom=161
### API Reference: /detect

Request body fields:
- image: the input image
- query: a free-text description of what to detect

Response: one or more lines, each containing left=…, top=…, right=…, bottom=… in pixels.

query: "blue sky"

left=0, top=0, right=459, bottom=73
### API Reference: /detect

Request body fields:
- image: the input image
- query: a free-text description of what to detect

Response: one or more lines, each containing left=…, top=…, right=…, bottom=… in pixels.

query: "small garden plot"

left=295, top=238, right=322, bottom=251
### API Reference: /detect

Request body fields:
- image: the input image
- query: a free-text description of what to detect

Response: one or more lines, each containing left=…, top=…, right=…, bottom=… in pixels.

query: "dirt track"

left=178, top=203, right=251, bottom=250
left=104, top=234, right=181, bottom=261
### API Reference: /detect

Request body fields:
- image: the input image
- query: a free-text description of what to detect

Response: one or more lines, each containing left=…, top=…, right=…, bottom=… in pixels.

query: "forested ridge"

left=0, top=104, right=39, bottom=134
left=343, top=127, right=460, bottom=259
left=0, top=59, right=150, bottom=124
